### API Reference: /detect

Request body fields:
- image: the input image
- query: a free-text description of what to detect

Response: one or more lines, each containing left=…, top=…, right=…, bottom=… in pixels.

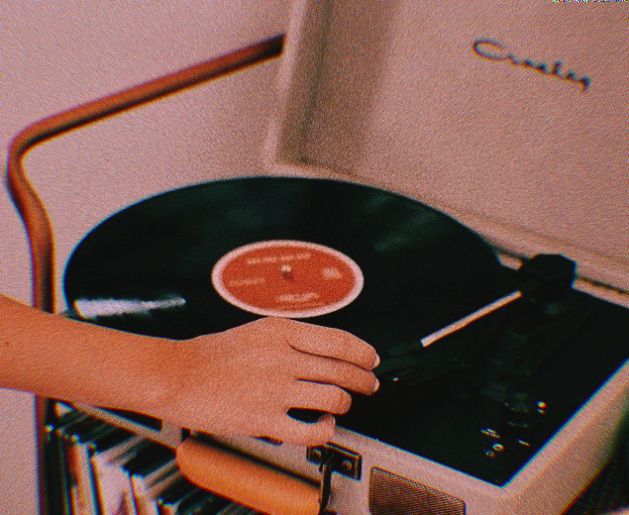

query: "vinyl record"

left=64, top=177, right=510, bottom=380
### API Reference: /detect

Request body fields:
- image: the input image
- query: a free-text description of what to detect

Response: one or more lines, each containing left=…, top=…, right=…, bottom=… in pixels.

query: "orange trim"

left=176, top=437, right=320, bottom=515
left=6, top=33, right=284, bottom=312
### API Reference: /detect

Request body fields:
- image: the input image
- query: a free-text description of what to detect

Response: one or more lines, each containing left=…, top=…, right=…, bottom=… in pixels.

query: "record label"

left=211, top=240, right=364, bottom=318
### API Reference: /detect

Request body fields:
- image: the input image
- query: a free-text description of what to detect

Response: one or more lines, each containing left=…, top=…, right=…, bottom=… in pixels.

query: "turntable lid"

left=267, top=0, right=628, bottom=291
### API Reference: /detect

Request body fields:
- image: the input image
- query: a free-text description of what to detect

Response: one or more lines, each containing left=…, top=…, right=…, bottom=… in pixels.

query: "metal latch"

left=307, top=443, right=362, bottom=514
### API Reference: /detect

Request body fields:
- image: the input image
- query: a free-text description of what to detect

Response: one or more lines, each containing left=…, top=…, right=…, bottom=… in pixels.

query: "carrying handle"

left=6, top=33, right=284, bottom=312
left=176, top=437, right=321, bottom=515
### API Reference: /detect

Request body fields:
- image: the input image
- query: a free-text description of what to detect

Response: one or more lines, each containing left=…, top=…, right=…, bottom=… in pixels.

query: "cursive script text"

left=473, top=39, right=591, bottom=92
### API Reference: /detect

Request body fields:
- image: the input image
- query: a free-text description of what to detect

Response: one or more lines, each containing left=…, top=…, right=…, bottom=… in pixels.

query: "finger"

left=289, top=382, right=352, bottom=415
left=288, top=322, right=379, bottom=370
left=278, top=413, right=336, bottom=446
left=293, top=354, right=379, bottom=395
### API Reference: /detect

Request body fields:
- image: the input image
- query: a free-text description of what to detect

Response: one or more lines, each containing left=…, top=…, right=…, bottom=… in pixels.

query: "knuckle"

left=335, top=326, right=359, bottom=342
left=329, top=327, right=350, bottom=342
left=316, top=337, right=336, bottom=355
left=332, top=326, right=353, bottom=339
left=261, top=316, right=285, bottom=330
left=331, top=329, right=350, bottom=349
left=252, top=316, right=272, bottom=328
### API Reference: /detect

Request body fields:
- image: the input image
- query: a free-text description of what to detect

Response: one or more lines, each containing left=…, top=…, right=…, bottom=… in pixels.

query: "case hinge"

left=307, top=443, right=362, bottom=514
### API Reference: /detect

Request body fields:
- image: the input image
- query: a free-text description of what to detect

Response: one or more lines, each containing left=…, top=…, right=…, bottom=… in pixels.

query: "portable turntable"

left=7, top=1, right=627, bottom=514
left=59, top=176, right=627, bottom=515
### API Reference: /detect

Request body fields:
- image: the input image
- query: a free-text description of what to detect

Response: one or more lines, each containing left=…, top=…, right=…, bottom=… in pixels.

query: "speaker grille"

left=369, top=467, right=466, bottom=514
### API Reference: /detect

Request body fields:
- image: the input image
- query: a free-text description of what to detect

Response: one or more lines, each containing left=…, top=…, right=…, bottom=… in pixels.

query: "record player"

left=8, top=1, right=627, bottom=514
left=62, top=177, right=627, bottom=515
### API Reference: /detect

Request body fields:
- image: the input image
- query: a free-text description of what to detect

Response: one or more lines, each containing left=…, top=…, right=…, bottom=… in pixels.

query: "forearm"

left=0, top=293, right=169, bottom=413
left=0, top=294, right=381, bottom=445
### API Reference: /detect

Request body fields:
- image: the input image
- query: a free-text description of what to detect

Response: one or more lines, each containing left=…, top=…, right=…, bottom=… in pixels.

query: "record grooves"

left=64, top=177, right=505, bottom=351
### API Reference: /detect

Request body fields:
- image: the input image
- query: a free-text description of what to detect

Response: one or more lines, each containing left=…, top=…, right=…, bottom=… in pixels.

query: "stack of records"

left=45, top=405, right=260, bottom=514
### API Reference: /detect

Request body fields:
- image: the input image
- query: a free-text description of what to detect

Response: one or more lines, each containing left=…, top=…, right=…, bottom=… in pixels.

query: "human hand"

left=149, top=317, right=380, bottom=445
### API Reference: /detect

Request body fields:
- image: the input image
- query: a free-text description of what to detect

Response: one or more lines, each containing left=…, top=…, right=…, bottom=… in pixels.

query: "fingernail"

left=373, top=353, right=381, bottom=369
left=372, top=378, right=380, bottom=393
